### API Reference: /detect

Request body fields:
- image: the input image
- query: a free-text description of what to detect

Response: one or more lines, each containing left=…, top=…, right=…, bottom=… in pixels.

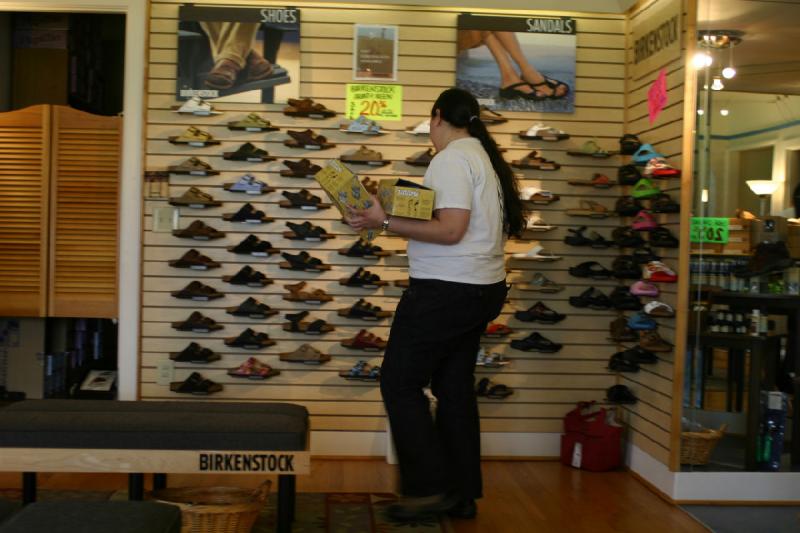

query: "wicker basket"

left=154, top=480, right=270, bottom=533
left=680, top=424, right=728, bottom=465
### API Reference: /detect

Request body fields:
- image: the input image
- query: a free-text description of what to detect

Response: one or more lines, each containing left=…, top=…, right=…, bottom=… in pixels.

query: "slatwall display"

left=616, top=0, right=688, bottom=466
left=142, top=1, right=650, bottom=438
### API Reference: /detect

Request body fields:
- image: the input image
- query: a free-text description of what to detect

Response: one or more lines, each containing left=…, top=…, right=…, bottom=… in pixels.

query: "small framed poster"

left=353, top=24, right=398, bottom=81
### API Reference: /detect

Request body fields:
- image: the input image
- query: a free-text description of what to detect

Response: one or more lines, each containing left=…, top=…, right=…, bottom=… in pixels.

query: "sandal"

left=281, top=158, right=322, bottom=178
left=226, top=297, right=278, bottom=319
left=171, top=280, right=224, bottom=301
left=533, top=77, right=570, bottom=100
left=338, top=298, right=393, bottom=321
left=172, top=220, right=225, bottom=240
left=566, top=200, right=610, bottom=218
left=650, top=193, right=680, bottom=214
left=340, top=267, right=387, bottom=288
left=170, top=372, right=222, bottom=395
left=279, top=189, right=331, bottom=210
left=169, top=249, right=221, bottom=270
left=222, top=265, right=272, bottom=287
left=476, top=377, right=514, bottom=399
left=282, top=281, right=333, bottom=304
left=228, top=357, right=281, bottom=380
left=281, top=344, right=331, bottom=365
left=224, top=328, right=276, bottom=349
left=483, top=323, right=513, bottom=337
left=283, top=220, right=333, bottom=241
left=514, top=302, right=566, bottom=324
left=568, top=173, right=617, bottom=188
left=618, top=164, right=642, bottom=185
left=171, top=311, right=223, bottom=332
left=223, top=142, right=276, bottom=162
left=511, top=150, right=560, bottom=170
left=170, top=342, right=220, bottom=364
left=567, top=139, right=614, bottom=158
left=339, top=361, right=381, bottom=382
left=644, top=157, right=681, bottom=178
left=227, top=234, right=279, bottom=256
left=519, top=123, right=570, bottom=141
left=340, top=145, right=390, bottom=166
left=523, top=215, right=555, bottom=233
left=339, top=238, right=390, bottom=258
left=518, top=273, right=563, bottom=293
left=227, top=113, right=279, bottom=132
left=649, top=227, right=679, bottom=248
left=568, top=261, right=613, bottom=279
left=608, top=316, right=638, bottom=343
left=632, top=143, right=665, bottom=166
left=615, top=196, right=645, bottom=217
left=612, top=255, right=642, bottom=279
left=405, top=148, right=435, bottom=167
left=169, top=187, right=221, bottom=208
left=564, top=226, right=592, bottom=246
left=512, top=244, right=562, bottom=261
left=168, top=157, right=219, bottom=176
left=222, top=203, right=274, bottom=224
left=643, top=260, right=678, bottom=283
left=631, top=178, right=662, bottom=199
left=510, top=332, right=562, bottom=353
left=341, top=116, right=383, bottom=135
left=619, top=134, right=642, bottom=155
left=174, top=96, right=220, bottom=116
left=608, top=353, right=640, bottom=373
left=168, top=126, right=219, bottom=146
left=631, top=210, right=659, bottom=231
left=499, top=82, right=545, bottom=101
left=223, top=174, right=275, bottom=195
left=644, top=300, right=675, bottom=318
left=631, top=281, right=659, bottom=297
left=284, top=129, right=336, bottom=150
left=283, top=97, right=336, bottom=118
left=405, top=119, right=430, bottom=135
left=569, top=287, right=612, bottom=310
left=479, top=106, right=508, bottom=124
left=283, top=311, right=335, bottom=335
left=519, top=187, right=559, bottom=205
left=341, top=329, right=387, bottom=351
left=612, top=226, right=646, bottom=248
left=279, top=251, right=330, bottom=271
left=609, top=286, right=643, bottom=311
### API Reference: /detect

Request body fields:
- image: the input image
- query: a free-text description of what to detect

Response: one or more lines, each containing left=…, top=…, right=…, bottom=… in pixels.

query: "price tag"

left=690, top=217, right=730, bottom=244
left=346, top=83, right=402, bottom=121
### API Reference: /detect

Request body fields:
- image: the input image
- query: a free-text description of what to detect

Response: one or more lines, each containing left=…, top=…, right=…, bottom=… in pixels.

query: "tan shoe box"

left=377, top=178, right=435, bottom=220
left=314, top=160, right=380, bottom=241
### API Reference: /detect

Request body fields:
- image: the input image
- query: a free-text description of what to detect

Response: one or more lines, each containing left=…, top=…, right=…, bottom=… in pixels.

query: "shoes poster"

left=176, top=5, right=300, bottom=103
left=353, top=24, right=398, bottom=81
left=456, top=14, right=576, bottom=114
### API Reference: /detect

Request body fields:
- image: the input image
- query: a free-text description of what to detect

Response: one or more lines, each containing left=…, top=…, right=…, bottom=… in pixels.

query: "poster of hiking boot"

left=456, top=13, right=576, bottom=113
left=176, top=5, right=300, bottom=103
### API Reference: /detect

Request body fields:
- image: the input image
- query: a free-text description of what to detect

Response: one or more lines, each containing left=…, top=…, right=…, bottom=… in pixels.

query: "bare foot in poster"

left=482, top=31, right=569, bottom=100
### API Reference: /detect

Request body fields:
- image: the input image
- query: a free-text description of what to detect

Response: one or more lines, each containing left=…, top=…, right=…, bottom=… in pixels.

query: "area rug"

left=681, top=505, right=800, bottom=533
left=0, top=489, right=448, bottom=532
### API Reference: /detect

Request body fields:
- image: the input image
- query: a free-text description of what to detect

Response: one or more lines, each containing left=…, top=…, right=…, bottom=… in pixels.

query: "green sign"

left=690, top=217, right=729, bottom=244
left=345, top=84, right=402, bottom=121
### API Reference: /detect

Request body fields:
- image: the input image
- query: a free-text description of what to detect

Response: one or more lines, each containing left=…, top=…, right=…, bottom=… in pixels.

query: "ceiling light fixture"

left=711, top=77, right=725, bottom=91
left=696, top=29, right=744, bottom=85
left=720, top=109, right=729, bottom=116
left=692, top=52, right=713, bottom=68
left=697, top=109, right=705, bottom=115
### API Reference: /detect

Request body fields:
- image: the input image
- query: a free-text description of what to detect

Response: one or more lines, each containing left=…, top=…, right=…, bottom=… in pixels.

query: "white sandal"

left=512, top=244, right=562, bottom=261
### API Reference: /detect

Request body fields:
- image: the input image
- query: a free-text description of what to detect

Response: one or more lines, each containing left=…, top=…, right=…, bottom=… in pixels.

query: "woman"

left=346, top=88, right=525, bottom=521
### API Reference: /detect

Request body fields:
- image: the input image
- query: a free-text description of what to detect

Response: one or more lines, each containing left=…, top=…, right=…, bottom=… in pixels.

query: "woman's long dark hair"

left=431, top=88, right=525, bottom=236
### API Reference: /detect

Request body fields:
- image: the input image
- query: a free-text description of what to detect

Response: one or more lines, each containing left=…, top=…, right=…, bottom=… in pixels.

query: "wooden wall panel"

left=144, top=1, right=630, bottom=440
left=618, top=0, right=689, bottom=467
left=49, top=107, right=121, bottom=318
left=0, top=105, right=50, bottom=317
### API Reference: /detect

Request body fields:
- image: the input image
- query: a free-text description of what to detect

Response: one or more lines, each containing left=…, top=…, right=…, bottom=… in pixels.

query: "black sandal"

left=499, top=82, right=545, bottom=101
left=569, top=261, right=613, bottom=279
left=564, top=226, right=592, bottom=246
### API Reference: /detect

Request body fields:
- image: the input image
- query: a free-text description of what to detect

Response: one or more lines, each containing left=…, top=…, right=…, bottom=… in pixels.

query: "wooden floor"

left=0, top=459, right=705, bottom=533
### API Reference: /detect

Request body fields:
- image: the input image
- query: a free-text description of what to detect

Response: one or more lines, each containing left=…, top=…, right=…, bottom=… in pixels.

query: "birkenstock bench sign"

left=0, top=400, right=310, bottom=533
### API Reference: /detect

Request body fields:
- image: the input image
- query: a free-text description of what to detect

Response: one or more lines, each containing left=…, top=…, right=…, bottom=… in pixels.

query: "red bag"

left=560, top=401, right=622, bottom=472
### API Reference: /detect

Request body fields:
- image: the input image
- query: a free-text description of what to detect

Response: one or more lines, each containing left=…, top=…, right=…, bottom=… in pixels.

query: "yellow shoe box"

left=377, top=178, right=435, bottom=220
left=314, top=160, right=380, bottom=241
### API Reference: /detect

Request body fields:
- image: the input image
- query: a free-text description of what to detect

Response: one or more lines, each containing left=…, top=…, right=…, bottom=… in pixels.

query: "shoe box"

left=377, top=178, right=435, bottom=220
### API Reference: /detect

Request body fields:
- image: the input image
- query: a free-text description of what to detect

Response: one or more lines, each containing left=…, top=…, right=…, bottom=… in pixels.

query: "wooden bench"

left=0, top=400, right=310, bottom=533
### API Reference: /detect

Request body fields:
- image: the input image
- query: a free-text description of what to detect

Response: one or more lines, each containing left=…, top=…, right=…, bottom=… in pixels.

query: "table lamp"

left=746, top=180, right=779, bottom=217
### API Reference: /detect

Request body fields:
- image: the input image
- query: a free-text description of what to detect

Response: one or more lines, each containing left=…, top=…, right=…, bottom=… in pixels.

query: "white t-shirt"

left=407, top=136, right=506, bottom=285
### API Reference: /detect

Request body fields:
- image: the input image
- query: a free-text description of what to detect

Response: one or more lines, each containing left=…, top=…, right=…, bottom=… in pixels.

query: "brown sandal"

left=282, top=281, right=333, bottom=303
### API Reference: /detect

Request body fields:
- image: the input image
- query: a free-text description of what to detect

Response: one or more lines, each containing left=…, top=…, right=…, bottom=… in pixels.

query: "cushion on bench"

left=0, top=501, right=181, bottom=533
left=0, top=400, right=308, bottom=451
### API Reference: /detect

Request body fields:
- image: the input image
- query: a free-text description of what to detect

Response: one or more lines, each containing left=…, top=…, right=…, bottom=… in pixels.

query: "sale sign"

left=690, top=217, right=730, bottom=244
left=345, top=83, right=402, bottom=121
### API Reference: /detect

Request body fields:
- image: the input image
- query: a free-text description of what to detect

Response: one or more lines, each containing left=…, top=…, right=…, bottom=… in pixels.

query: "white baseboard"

left=627, top=444, right=677, bottom=498
left=674, top=471, right=800, bottom=502
left=310, top=431, right=561, bottom=458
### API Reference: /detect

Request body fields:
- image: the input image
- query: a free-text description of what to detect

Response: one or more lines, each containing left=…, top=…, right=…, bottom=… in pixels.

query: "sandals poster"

left=176, top=5, right=300, bottom=103
left=456, top=14, right=576, bottom=114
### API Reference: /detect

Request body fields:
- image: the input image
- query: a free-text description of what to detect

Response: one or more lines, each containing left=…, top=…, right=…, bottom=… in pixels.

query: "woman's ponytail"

left=432, top=88, right=525, bottom=237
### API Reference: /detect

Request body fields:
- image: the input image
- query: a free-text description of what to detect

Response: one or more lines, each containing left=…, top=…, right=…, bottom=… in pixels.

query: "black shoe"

left=612, top=255, right=641, bottom=279
left=734, top=241, right=794, bottom=278
left=609, top=286, right=643, bottom=311
left=618, top=164, right=641, bottom=185
left=447, top=498, right=477, bottom=519
left=514, top=302, right=566, bottom=324
left=385, top=492, right=461, bottom=522
left=510, top=332, right=562, bottom=353
left=564, top=226, right=593, bottom=246
left=649, top=227, right=679, bottom=248
left=569, top=261, right=613, bottom=279
left=606, top=384, right=638, bottom=404
left=612, top=226, right=646, bottom=248
left=569, top=287, right=612, bottom=310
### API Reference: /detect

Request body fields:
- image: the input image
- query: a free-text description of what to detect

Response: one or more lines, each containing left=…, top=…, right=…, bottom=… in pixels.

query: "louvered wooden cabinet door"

left=48, top=106, right=121, bottom=318
left=0, top=105, right=51, bottom=317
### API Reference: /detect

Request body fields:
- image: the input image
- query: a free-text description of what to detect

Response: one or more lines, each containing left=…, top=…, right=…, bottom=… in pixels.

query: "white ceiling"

left=699, top=0, right=800, bottom=94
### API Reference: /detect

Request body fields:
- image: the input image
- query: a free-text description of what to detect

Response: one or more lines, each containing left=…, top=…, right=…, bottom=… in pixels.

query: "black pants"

left=381, top=277, right=507, bottom=499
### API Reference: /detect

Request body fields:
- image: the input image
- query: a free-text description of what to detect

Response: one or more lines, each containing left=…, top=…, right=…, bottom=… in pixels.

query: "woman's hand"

left=345, top=194, right=387, bottom=231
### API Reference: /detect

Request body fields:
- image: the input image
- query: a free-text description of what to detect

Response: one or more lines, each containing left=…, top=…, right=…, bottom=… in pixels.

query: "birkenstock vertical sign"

left=630, top=0, right=682, bottom=79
